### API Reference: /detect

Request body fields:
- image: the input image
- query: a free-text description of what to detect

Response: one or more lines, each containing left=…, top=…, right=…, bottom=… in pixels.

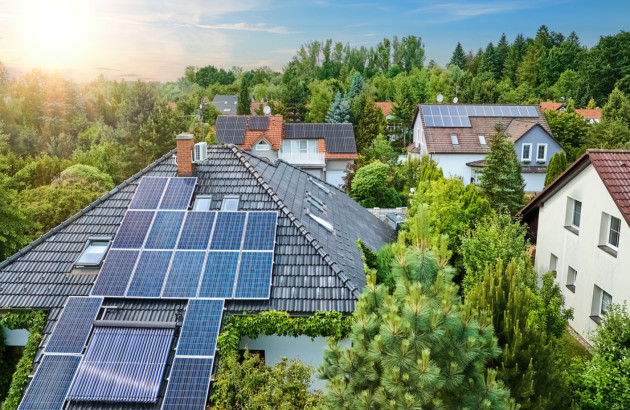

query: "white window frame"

left=256, top=140, right=270, bottom=151
left=536, top=143, right=548, bottom=163
left=75, top=238, right=111, bottom=268
left=607, top=215, right=621, bottom=250
left=571, top=199, right=582, bottom=229
left=521, top=143, right=532, bottom=162
left=478, top=135, right=486, bottom=145
left=450, top=134, right=459, bottom=145
left=221, top=195, right=240, bottom=211
left=566, top=266, right=577, bottom=289
left=192, top=195, right=212, bottom=211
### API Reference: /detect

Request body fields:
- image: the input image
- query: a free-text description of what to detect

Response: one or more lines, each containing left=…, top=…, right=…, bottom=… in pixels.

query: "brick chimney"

left=176, top=133, right=195, bottom=176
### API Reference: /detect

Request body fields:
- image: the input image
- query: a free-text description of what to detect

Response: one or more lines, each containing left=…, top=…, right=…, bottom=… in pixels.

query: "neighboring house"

left=375, top=102, right=394, bottom=120
left=214, top=115, right=358, bottom=187
left=250, top=100, right=279, bottom=116
left=409, top=104, right=561, bottom=193
left=212, top=94, right=238, bottom=115
left=0, top=137, right=395, bottom=408
left=519, top=150, right=630, bottom=342
left=540, top=102, right=601, bottom=124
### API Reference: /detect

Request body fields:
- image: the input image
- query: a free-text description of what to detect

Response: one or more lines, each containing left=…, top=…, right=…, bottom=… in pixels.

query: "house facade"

left=409, top=104, right=561, bottom=192
left=0, top=137, right=394, bottom=408
left=519, top=150, right=630, bottom=342
left=215, top=115, right=358, bottom=188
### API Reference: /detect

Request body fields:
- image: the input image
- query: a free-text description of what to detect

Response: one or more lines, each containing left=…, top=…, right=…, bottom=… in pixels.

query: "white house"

left=519, top=150, right=630, bottom=342
left=408, top=104, right=562, bottom=193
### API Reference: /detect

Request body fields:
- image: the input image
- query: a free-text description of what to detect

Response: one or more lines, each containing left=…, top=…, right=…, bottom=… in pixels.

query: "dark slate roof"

left=283, top=123, right=357, bottom=153
left=211, top=95, right=238, bottom=115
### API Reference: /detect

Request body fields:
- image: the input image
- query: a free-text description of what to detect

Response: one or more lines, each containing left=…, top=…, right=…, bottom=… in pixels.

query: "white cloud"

left=411, top=1, right=551, bottom=22
left=196, top=22, right=293, bottom=34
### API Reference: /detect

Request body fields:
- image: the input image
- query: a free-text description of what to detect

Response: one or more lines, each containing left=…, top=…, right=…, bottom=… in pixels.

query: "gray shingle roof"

left=211, top=95, right=238, bottom=115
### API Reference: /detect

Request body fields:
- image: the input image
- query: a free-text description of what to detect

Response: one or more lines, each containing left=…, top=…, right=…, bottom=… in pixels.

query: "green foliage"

left=236, top=79, right=250, bottom=115
left=601, top=87, right=630, bottom=124
left=320, top=248, right=511, bottom=408
left=325, top=91, right=350, bottom=123
left=280, top=76, right=308, bottom=123
left=210, top=350, right=320, bottom=409
left=350, top=161, right=401, bottom=208
left=530, top=272, right=574, bottom=340
left=450, top=42, right=466, bottom=70
left=545, top=151, right=569, bottom=186
left=307, top=80, right=334, bottom=123
left=363, top=134, right=397, bottom=163
left=543, top=102, right=588, bottom=148
left=193, top=65, right=236, bottom=87
left=479, top=122, right=525, bottom=214
left=354, top=95, right=386, bottom=153
left=346, top=71, right=364, bottom=100
left=0, top=175, right=31, bottom=262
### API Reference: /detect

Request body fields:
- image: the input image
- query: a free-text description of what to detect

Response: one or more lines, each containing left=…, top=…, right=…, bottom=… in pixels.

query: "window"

left=536, top=144, right=548, bottom=162
left=607, top=215, right=621, bottom=249
left=256, top=140, right=270, bottom=151
left=450, top=134, right=459, bottom=145
left=521, top=143, right=532, bottom=162
left=565, top=197, right=581, bottom=233
left=571, top=200, right=582, bottom=228
left=192, top=195, right=212, bottom=211
left=601, top=291, right=612, bottom=315
left=591, top=285, right=613, bottom=323
left=478, top=135, right=486, bottom=145
left=549, top=253, right=558, bottom=274
left=282, top=140, right=318, bottom=154
left=566, top=266, right=577, bottom=293
left=221, top=195, right=240, bottom=211
left=307, top=210, right=333, bottom=232
left=75, top=239, right=110, bottom=268
left=309, top=177, right=330, bottom=195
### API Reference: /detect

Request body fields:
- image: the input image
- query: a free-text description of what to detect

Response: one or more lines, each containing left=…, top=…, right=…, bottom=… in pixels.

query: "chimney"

left=176, top=133, right=195, bottom=176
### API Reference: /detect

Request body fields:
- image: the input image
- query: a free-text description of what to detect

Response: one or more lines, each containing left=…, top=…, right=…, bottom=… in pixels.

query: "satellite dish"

left=453, top=97, right=458, bottom=104
left=437, top=93, right=444, bottom=103
left=263, top=105, right=271, bottom=115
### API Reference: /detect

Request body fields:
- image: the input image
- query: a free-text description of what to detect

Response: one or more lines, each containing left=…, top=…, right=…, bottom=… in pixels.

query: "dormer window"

left=192, top=195, right=212, bottom=211
left=479, top=135, right=486, bottom=145
left=75, top=238, right=111, bottom=268
left=256, top=140, right=270, bottom=151
left=221, top=195, right=240, bottom=211
left=450, top=134, right=459, bottom=145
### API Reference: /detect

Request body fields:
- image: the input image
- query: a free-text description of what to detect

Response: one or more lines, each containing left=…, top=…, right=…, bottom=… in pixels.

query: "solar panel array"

left=215, top=116, right=247, bottom=144
left=177, top=299, right=224, bottom=356
left=46, top=297, right=103, bottom=354
left=283, top=123, right=356, bottom=153
left=421, top=105, right=539, bottom=128
left=18, top=355, right=81, bottom=410
left=248, top=116, right=269, bottom=131
left=162, top=357, right=214, bottom=410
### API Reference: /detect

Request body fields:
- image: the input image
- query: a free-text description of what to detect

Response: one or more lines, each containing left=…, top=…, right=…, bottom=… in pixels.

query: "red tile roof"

left=240, top=116, right=283, bottom=150
left=540, top=102, right=563, bottom=111
left=375, top=102, right=394, bottom=117
left=575, top=109, right=602, bottom=120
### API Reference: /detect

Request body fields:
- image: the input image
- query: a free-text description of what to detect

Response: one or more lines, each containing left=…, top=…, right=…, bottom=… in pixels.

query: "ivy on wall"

left=0, top=310, right=46, bottom=410
left=216, top=310, right=352, bottom=353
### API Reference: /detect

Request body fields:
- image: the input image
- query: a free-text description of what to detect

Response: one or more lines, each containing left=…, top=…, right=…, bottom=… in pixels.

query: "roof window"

left=221, top=195, right=240, bottom=211
left=307, top=209, right=333, bottom=232
left=451, top=134, right=459, bottom=145
left=479, top=135, right=486, bottom=145
left=308, top=176, right=330, bottom=195
left=75, top=238, right=111, bottom=268
left=192, top=195, right=212, bottom=211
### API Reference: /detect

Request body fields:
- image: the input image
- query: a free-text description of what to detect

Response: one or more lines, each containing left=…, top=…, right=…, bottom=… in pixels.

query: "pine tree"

left=479, top=43, right=498, bottom=79
left=586, top=98, right=597, bottom=109
left=325, top=91, right=350, bottom=123
left=502, top=34, right=527, bottom=81
left=355, top=96, right=386, bottom=153
left=601, top=87, right=630, bottom=125
left=495, top=34, right=509, bottom=76
left=479, top=122, right=524, bottom=214
left=280, top=77, right=308, bottom=123
left=544, top=151, right=569, bottom=186
left=450, top=42, right=466, bottom=70
left=346, top=72, right=364, bottom=100
left=320, top=247, right=512, bottom=409
left=236, top=78, right=250, bottom=115
left=465, top=260, right=570, bottom=408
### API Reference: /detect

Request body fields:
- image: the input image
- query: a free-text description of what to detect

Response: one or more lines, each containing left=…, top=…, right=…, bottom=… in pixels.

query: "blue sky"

left=0, top=0, right=628, bottom=82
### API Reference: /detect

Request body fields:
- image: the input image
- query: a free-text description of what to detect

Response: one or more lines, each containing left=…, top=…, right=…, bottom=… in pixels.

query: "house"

left=518, top=149, right=630, bottom=342
left=214, top=115, right=358, bottom=188
left=408, top=104, right=561, bottom=193
left=539, top=102, right=601, bottom=124
left=0, top=136, right=395, bottom=408
left=375, top=102, right=394, bottom=120
left=212, top=94, right=238, bottom=115
left=250, top=100, right=279, bottom=116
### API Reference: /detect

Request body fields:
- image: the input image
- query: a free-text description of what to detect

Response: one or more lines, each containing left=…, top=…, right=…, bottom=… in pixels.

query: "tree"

left=545, top=151, right=569, bottom=186
left=355, top=96, right=386, bottom=153
left=0, top=174, right=31, bottom=261
left=586, top=98, right=597, bottom=109
left=503, top=34, right=527, bottom=81
left=601, top=88, right=630, bottom=125
left=346, top=71, right=364, bottom=100
left=479, top=43, right=498, bottom=78
left=543, top=100, right=588, bottom=148
left=364, top=134, right=397, bottom=163
left=584, top=88, right=630, bottom=148
left=325, top=91, right=350, bottom=123
left=479, top=122, right=525, bottom=214
left=320, top=248, right=511, bottom=409
left=495, top=34, right=509, bottom=75
left=581, top=31, right=630, bottom=105
left=350, top=161, right=401, bottom=208
left=236, top=78, right=250, bottom=115
left=211, top=350, right=320, bottom=409
left=308, top=81, right=334, bottom=123
left=450, top=42, right=466, bottom=70
left=280, top=77, right=308, bottom=123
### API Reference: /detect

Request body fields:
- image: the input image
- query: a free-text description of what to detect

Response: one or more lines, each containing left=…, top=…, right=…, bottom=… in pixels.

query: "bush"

left=350, top=161, right=401, bottom=208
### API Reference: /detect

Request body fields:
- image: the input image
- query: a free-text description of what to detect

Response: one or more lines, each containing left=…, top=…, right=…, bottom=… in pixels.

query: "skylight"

left=75, top=238, right=110, bottom=268
left=308, top=210, right=334, bottom=232
left=479, top=135, right=486, bottom=145
left=451, top=134, right=459, bottom=145
left=308, top=198, right=325, bottom=213
left=192, top=195, right=212, bottom=211
left=221, top=195, right=240, bottom=211
left=308, top=176, right=330, bottom=195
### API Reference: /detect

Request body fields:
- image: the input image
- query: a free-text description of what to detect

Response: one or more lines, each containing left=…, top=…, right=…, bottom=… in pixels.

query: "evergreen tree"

left=325, top=91, right=350, bottom=123
left=350, top=161, right=401, bottom=208
left=479, top=43, right=498, bottom=78
left=346, top=71, right=364, bottom=100
left=544, top=151, right=569, bottom=186
left=450, top=42, right=466, bottom=70
left=479, top=122, right=525, bottom=214
left=391, top=83, right=415, bottom=128
left=495, top=34, right=509, bottom=75
left=236, top=78, right=250, bottom=115
left=502, top=34, right=527, bottom=81
left=320, top=247, right=511, bottom=409
left=586, top=98, right=597, bottom=109
left=280, top=77, right=308, bottom=123
left=601, top=87, right=630, bottom=125
left=355, top=96, right=386, bottom=153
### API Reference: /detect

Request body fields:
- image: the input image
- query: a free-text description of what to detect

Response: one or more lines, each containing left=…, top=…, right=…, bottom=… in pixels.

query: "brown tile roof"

left=250, top=101, right=280, bottom=116
left=540, top=102, right=563, bottom=111
left=518, top=149, right=630, bottom=227
left=575, top=109, right=602, bottom=120
left=240, top=116, right=283, bottom=150
left=376, top=102, right=394, bottom=117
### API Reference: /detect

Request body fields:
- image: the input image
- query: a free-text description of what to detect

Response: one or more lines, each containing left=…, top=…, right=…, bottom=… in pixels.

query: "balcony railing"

left=278, top=151, right=325, bottom=166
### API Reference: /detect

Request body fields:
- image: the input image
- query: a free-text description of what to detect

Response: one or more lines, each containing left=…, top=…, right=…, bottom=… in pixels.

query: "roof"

left=375, top=102, right=394, bottom=117
left=575, top=108, right=602, bottom=120
left=415, top=104, right=553, bottom=154
left=540, top=102, right=564, bottom=111
left=519, top=150, right=630, bottom=226
left=212, top=95, right=238, bottom=115
left=283, top=123, right=357, bottom=154
left=250, top=101, right=280, bottom=116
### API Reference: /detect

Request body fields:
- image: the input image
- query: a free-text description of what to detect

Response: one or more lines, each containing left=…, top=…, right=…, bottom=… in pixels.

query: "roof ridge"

left=228, top=145, right=362, bottom=298
left=0, top=149, right=176, bottom=271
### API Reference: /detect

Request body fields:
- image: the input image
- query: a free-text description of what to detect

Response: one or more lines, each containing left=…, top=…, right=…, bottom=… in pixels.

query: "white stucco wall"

left=325, top=159, right=352, bottom=188
left=3, top=328, right=29, bottom=346
left=534, top=164, right=630, bottom=341
left=430, top=153, right=486, bottom=184
left=240, top=335, right=350, bottom=391
left=523, top=173, right=545, bottom=193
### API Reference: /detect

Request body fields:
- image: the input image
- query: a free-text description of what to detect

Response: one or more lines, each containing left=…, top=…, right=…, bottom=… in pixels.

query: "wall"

left=412, top=114, right=427, bottom=154
left=248, top=143, right=278, bottom=162
left=325, top=159, right=351, bottom=188
left=534, top=164, right=630, bottom=341
left=514, top=126, right=562, bottom=167
left=522, top=172, right=546, bottom=193
left=240, top=335, right=350, bottom=391
left=430, top=153, right=486, bottom=184
left=2, top=328, right=29, bottom=346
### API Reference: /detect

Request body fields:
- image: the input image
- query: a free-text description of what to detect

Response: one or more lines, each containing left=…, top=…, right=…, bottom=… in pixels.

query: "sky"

left=0, top=0, right=628, bottom=83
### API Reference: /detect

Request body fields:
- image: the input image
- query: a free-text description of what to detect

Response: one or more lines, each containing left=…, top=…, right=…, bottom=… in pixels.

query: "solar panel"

left=162, top=251, right=206, bottom=298
left=177, top=299, right=224, bottom=356
left=91, top=250, right=139, bottom=296
left=129, top=177, right=168, bottom=210
left=421, top=105, right=538, bottom=128
left=162, top=357, right=213, bottom=410
left=111, top=211, right=154, bottom=249
left=248, top=116, right=269, bottom=131
left=243, top=212, right=277, bottom=251
left=177, top=212, right=216, bottom=250
left=215, top=116, right=247, bottom=144
left=18, top=355, right=81, bottom=410
left=160, top=178, right=196, bottom=210
left=209, top=212, right=246, bottom=250
left=67, top=327, right=173, bottom=403
left=233, top=252, right=273, bottom=299
left=144, top=211, right=185, bottom=249
left=46, top=297, right=103, bottom=354
left=198, top=251, right=239, bottom=298
left=126, top=250, right=173, bottom=297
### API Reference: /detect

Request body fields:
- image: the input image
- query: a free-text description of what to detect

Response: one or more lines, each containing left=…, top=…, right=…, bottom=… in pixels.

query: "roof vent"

left=306, top=208, right=333, bottom=232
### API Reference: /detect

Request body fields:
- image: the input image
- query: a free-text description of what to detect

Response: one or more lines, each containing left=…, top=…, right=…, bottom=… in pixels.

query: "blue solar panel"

left=67, top=327, right=173, bottom=403
left=91, top=250, right=139, bottom=296
left=198, top=252, right=239, bottom=298
left=162, top=357, right=213, bottom=410
left=162, top=251, right=206, bottom=298
left=46, top=297, right=102, bottom=354
left=177, top=299, right=224, bottom=356
left=177, top=212, right=216, bottom=250
left=160, top=178, right=196, bottom=210
left=144, top=211, right=185, bottom=249
left=209, top=212, right=246, bottom=250
left=234, top=252, right=273, bottom=299
left=129, top=177, right=168, bottom=210
left=126, top=251, right=173, bottom=297
left=243, top=212, right=277, bottom=251
left=18, top=355, right=81, bottom=410
left=112, top=211, right=154, bottom=249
